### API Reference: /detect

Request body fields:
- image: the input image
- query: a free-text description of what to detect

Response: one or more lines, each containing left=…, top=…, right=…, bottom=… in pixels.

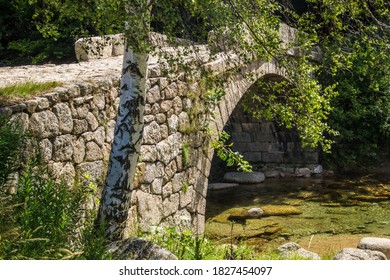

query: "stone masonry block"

left=256, top=133, right=276, bottom=142
left=262, top=152, right=284, bottom=163
left=30, top=111, right=60, bottom=138
left=242, top=152, right=262, bottom=163
left=231, top=132, right=251, bottom=142
left=53, top=134, right=75, bottom=161
left=53, top=103, right=73, bottom=134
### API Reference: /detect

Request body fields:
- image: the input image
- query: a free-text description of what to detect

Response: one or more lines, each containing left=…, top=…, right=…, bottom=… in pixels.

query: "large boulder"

left=357, top=237, right=390, bottom=258
left=224, top=172, right=265, bottom=184
left=277, top=242, right=321, bottom=260
left=332, top=248, right=387, bottom=260
left=107, top=238, right=178, bottom=260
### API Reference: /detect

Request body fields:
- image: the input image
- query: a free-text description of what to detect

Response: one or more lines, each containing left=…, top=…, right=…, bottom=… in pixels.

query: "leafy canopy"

left=4, top=0, right=389, bottom=155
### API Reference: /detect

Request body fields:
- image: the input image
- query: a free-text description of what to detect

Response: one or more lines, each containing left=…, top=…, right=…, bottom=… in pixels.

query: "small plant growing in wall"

left=182, top=143, right=190, bottom=168
left=181, top=182, right=189, bottom=193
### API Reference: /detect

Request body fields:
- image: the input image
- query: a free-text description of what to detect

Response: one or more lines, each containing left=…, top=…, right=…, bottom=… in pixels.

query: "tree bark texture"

left=99, top=48, right=148, bottom=240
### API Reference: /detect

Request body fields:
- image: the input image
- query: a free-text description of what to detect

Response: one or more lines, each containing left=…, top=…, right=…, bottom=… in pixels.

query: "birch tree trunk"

left=99, top=48, right=148, bottom=240
left=98, top=0, right=153, bottom=241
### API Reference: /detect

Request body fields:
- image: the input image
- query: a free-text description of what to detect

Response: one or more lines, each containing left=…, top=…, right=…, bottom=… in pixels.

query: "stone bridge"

left=0, top=26, right=319, bottom=236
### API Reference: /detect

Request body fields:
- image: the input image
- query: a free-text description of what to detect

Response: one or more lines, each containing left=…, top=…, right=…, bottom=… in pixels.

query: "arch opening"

left=208, top=73, right=319, bottom=183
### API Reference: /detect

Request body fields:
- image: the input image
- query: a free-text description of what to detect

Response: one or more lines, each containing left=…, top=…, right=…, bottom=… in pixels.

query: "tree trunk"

left=99, top=47, right=148, bottom=240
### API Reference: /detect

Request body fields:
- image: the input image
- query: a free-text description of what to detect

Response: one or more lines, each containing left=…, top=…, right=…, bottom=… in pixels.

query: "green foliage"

left=0, top=115, right=27, bottom=185
left=1, top=160, right=78, bottom=259
left=287, top=0, right=390, bottom=163
left=322, top=37, right=390, bottom=169
left=144, top=226, right=256, bottom=260
left=0, top=117, right=108, bottom=259
left=243, top=75, right=338, bottom=152
left=300, top=0, right=390, bottom=167
left=75, top=219, right=111, bottom=260
left=0, top=0, right=127, bottom=65
left=181, top=143, right=190, bottom=168
left=181, top=182, right=189, bottom=193
left=0, top=159, right=109, bottom=260
left=0, top=0, right=76, bottom=65
left=212, top=131, right=252, bottom=172
left=0, top=81, right=63, bottom=106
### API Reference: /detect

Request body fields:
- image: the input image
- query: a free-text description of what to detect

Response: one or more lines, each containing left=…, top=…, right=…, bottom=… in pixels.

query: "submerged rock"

left=261, top=205, right=302, bottom=216
left=211, top=213, right=231, bottom=223
left=227, top=209, right=257, bottom=221
left=205, top=217, right=282, bottom=240
left=208, top=183, right=239, bottom=190
left=332, top=248, right=387, bottom=260
left=224, top=172, right=265, bottom=184
left=227, top=208, right=265, bottom=221
left=217, top=205, right=302, bottom=223
left=352, top=195, right=389, bottom=202
left=277, top=242, right=321, bottom=260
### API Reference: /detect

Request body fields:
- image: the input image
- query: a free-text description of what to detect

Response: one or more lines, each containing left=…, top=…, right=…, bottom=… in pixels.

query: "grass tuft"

left=0, top=81, right=63, bottom=106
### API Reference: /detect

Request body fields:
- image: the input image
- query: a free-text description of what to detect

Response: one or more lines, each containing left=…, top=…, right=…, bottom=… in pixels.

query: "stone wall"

left=128, top=58, right=211, bottom=235
left=1, top=78, right=120, bottom=190
left=0, top=57, right=212, bottom=235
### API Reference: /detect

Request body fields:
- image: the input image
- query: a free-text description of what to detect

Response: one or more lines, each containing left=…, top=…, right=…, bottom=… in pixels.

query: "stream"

left=205, top=172, right=390, bottom=258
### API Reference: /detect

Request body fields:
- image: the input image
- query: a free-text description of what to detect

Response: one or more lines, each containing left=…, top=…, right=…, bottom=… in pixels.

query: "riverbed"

left=205, top=172, right=390, bottom=259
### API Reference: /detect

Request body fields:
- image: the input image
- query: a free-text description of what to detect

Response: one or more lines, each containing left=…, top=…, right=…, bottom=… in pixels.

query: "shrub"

left=0, top=115, right=27, bottom=185
left=0, top=115, right=107, bottom=260
left=143, top=226, right=256, bottom=260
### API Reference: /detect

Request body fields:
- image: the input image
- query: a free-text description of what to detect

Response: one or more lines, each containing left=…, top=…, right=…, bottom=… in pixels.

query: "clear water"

left=205, top=173, right=390, bottom=258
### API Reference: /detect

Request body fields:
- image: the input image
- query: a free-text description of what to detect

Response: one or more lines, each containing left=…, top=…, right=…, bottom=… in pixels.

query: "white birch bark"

left=99, top=48, right=148, bottom=240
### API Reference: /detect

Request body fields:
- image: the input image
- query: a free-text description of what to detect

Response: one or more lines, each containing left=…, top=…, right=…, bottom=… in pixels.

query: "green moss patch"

left=261, top=205, right=303, bottom=216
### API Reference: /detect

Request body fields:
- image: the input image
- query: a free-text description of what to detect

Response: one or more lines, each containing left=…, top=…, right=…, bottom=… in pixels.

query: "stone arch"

left=199, top=60, right=287, bottom=179
left=190, top=60, right=292, bottom=233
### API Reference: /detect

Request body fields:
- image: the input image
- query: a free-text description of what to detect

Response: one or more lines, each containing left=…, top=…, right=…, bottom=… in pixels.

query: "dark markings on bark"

left=119, top=143, right=137, bottom=155
left=121, top=83, right=129, bottom=91
left=124, top=61, right=144, bottom=78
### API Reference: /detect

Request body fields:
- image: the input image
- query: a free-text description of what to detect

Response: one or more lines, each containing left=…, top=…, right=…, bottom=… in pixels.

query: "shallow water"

left=205, top=173, right=390, bottom=258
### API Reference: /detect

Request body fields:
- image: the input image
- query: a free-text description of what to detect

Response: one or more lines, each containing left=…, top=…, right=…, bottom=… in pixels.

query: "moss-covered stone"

left=211, top=213, right=231, bottom=223
left=261, top=205, right=302, bottom=216
left=204, top=220, right=244, bottom=239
